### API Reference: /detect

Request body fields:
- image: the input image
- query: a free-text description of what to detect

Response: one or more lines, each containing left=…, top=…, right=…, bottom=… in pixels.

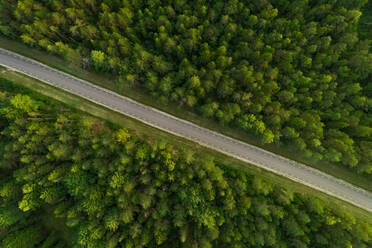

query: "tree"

left=0, top=204, right=23, bottom=227
left=2, top=224, right=44, bottom=248
left=91, top=50, right=107, bottom=71
left=1, top=1, right=372, bottom=246
left=114, top=129, right=130, bottom=144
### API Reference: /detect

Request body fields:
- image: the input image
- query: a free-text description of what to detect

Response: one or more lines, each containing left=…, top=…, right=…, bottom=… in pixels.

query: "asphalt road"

left=0, top=48, right=371, bottom=213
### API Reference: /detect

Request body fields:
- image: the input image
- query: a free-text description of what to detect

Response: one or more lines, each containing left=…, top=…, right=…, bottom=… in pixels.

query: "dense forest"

left=359, top=0, right=372, bottom=41
left=0, top=0, right=371, bottom=174
left=1, top=80, right=372, bottom=247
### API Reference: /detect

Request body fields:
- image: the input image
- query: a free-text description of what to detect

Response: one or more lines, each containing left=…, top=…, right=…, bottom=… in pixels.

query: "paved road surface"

left=0, top=48, right=371, bottom=212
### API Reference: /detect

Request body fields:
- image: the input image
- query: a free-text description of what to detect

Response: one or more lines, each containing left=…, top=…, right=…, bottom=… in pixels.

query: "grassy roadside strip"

left=0, top=37, right=371, bottom=193
left=1, top=68, right=371, bottom=223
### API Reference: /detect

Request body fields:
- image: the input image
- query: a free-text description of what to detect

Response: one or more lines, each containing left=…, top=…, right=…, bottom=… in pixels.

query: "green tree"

left=91, top=50, right=107, bottom=71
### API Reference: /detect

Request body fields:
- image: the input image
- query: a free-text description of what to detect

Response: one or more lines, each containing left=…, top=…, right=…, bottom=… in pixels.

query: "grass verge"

left=1, top=69, right=371, bottom=223
left=0, top=37, right=371, bottom=193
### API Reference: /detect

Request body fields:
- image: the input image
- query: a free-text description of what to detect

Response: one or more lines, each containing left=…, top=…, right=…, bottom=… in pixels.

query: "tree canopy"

left=0, top=79, right=371, bottom=247
left=0, top=0, right=371, bottom=173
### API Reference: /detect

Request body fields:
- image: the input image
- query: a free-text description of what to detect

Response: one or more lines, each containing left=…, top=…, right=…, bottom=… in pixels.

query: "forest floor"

left=1, top=37, right=371, bottom=193
left=1, top=67, right=371, bottom=224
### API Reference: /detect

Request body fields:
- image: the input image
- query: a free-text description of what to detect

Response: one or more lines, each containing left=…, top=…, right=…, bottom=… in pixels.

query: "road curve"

left=0, top=48, right=371, bottom=212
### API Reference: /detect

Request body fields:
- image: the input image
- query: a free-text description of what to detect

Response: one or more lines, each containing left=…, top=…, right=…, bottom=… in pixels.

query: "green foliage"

left=359, top=0, right=372, bottom=41
left=0, top=0, right=372, bottom=173
left=0, top=204, right=22, bottom=227
left=0, top=90, right=371, bottom=247
left=0, top=0, right=371, bottom=173
left=91, top=50, right=107, bottom=71
left=2, top=225, right=44, bottom=248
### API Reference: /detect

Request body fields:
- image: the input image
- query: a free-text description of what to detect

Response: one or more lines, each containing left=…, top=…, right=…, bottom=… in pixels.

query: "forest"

left=0, top=79, right=372, bottom=247
left=0, top=0, right=371, bottom=174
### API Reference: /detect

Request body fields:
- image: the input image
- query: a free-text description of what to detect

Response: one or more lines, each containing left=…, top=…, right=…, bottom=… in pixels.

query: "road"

left=0, top=48, right=371, bottom=213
